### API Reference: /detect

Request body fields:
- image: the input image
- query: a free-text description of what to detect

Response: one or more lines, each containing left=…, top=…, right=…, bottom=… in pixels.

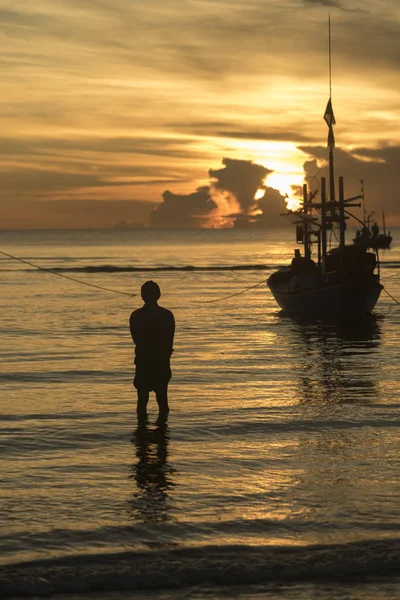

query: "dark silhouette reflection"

left=281, top=314, right=383, bottom=405
left=128, top=419, right=176, bottom=523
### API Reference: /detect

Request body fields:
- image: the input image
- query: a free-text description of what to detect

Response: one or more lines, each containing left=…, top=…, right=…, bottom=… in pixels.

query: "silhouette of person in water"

left=371, top=222, right=379, bottom=237
left=130, top=281, right=175, bottom=422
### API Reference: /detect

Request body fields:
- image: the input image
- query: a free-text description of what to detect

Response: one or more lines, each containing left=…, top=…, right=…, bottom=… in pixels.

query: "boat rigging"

left=267, top=22, right=383, bottom=315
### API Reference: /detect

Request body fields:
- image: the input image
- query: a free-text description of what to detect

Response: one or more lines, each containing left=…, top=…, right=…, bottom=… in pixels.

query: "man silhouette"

left=129, top=281, right=175, bottom=422
left=371, top=222, right=379, bottom=237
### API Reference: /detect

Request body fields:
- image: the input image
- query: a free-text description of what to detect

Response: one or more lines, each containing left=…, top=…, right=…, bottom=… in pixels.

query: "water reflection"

left=128, top=420, right=176, bottom=523
left=282, top=315, right=382, bottom=405
left=280, top=316, right=386, bottom=544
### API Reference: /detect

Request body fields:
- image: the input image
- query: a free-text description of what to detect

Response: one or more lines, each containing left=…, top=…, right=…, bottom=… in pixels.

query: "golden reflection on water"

left=2, top=230, right=399, bottom=564
left=268, top=315, right=397, bottom=546
left=289, top=424, right=389, bottom=546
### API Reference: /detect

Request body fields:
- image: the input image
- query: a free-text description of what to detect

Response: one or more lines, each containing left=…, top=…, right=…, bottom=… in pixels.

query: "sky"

left=0, top=0, right=400, bottom=229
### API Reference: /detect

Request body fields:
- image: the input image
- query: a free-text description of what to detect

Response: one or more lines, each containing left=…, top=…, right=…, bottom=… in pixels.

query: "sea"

left=0, top=228, right=399, bottom=600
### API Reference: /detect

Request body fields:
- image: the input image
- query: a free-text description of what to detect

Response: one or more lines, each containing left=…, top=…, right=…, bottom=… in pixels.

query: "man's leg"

left=155, top=385, right=169, bottom=422
left=137, top=390, right=149, bottom=422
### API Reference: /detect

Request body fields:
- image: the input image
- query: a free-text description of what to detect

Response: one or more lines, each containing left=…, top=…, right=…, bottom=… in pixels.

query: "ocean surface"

left=0, top=228, right=399, bottom=599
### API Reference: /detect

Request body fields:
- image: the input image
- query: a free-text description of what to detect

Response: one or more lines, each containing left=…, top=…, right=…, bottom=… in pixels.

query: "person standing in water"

left=129, top=281, right=175, bottom=422
left=371, top=222, right=380, bottom=237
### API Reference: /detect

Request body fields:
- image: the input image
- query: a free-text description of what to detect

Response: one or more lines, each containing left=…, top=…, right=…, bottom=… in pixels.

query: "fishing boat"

left=267, top=96, right=383, bottom=316
left=353, top=209, right=392, bottom=250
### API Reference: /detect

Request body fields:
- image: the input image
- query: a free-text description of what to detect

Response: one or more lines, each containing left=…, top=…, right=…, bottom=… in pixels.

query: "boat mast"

left=321, top=177, right=327, bottom=260
left=325, top=17, right=347, bottom=249
left=328, top=16, right=336, bottom=209
left=361, top=179, right=366, bottom=223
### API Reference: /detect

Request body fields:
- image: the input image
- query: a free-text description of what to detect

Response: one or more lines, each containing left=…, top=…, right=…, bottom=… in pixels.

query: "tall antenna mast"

left=329, top=14, right=332, bottom=99
left=326, top=14, right=336, bottom=206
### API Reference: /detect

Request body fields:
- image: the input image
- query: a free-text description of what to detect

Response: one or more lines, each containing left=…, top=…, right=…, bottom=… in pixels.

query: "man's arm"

left=129, top=311, right=138, bottom=344
left=169, top=312, right=175, bottom=355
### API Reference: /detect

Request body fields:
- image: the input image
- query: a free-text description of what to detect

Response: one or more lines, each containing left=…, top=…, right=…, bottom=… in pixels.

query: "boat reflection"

left=282, top=315, right=382, bottom=405
left=128, top=420, right=176, bottom=523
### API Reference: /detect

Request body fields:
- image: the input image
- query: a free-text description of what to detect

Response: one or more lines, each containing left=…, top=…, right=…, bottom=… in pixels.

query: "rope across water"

left=0, top=250, right=136, bottom=297
left=204, top=277, right=268, bottom=303
left=1, top=249, right=400, bottom=305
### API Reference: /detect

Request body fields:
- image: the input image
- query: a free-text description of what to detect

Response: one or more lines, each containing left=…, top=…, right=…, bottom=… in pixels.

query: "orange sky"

left=0, top=0, right=400, bottom=228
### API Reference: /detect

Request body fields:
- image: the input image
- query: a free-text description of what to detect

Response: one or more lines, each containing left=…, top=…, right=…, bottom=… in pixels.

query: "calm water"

left=1, top=228, right=399, bottom=599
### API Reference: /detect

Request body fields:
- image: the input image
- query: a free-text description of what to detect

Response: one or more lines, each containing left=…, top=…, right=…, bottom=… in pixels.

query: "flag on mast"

left=324, top=98, right=336, bottom=126
left=324, top=98, right=336, bottom=148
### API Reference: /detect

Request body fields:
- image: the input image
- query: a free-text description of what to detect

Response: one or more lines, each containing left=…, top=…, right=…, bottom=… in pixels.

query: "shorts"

left=133, top=358, right=171, bottom=392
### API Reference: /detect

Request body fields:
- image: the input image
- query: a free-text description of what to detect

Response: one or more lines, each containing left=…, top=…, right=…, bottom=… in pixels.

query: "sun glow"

left=265, top=172, right=304, bottom=211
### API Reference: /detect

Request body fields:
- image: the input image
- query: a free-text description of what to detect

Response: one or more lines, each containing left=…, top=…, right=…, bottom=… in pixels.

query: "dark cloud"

left=2, top=1, right=398, bottom=106
left=150, top=186, right=217, bottom=228
left=254, top=187, right=289, bottom=226
left=151, top=157, right=289, bottom=228
left=216, top=130, right=311, bottom=143
left=0, top=199, right=154, bottom=229
left=0, top=8, right=53, bottom=29
left=209, top=157, right=272, bottom=214
left=233, top=186, right=288, bottom=228
left=0, top=135, right=199, bottom=206
left=299, top=144, right=400, bottom=225
left=301, top=0, right=366, bottom=12
left=167, top=121, right=312, bottom=143
left=0, top=135, right=205, bottom=160
left=0, top=168, right=109, bottom=192
left=0, top=167, right=178, bottom=195
left=78, top=137, right=205, bottom=160
left=301, top=0, right=344, bottom=8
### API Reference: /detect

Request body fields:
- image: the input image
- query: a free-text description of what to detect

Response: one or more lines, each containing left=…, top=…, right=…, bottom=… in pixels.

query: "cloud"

left=0, top=168, right=110, bottom=192
left=0, top=8, right=53, bottom=29
left=300, top=0, right=366, bottom=12
left=150, top=186, right=218, bottom=228
left=166, top=120, right=313, bottom=144
left=215, top=130, right=312, bottom=143
left=0, top=133, right=203, bottom=209
left=0, top=1, right=400, bottom=230
left=233, top=186, right=288, bottom=228
left=209, top=157, right=272, bottom=214
left=150, top=157, right=288, bottom=228
left=302, top=0, right=341, bottom=5
left=0, top=135, right=206, bottom=160
left=300, top=144, right=400, bottom=225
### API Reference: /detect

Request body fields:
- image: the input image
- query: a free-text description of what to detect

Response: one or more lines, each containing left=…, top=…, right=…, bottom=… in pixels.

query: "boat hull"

left=353, top=235, right=392, bottom=250
left=267, top=278, right=383, bottom=315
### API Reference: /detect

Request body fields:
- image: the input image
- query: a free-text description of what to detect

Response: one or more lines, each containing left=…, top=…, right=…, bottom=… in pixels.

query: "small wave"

left=50, top=264, right=271, bottom=273
left=3, top=260, right=400, bottom=274
left=0, top=369, right=129, bottom=384
left=1, top=539, right=399, bottom=598
left=0, top=410, right=125, bottom=422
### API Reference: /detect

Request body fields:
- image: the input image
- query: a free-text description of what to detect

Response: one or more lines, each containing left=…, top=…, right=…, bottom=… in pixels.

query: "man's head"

left=141, top=280, right=161, bottom=303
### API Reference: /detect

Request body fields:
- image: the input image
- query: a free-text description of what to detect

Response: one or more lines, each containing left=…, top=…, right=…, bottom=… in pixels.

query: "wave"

left=2, top=261, right=400, bottom=274
left=0, top=263, right=272, bottom=274
left=381, top=261, right=400, bottom=269
left=51, top=264, right=271, bottom=273
left=1, top=539, right=399, bottom=598
left=0, top=369, right=129, bottom=384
